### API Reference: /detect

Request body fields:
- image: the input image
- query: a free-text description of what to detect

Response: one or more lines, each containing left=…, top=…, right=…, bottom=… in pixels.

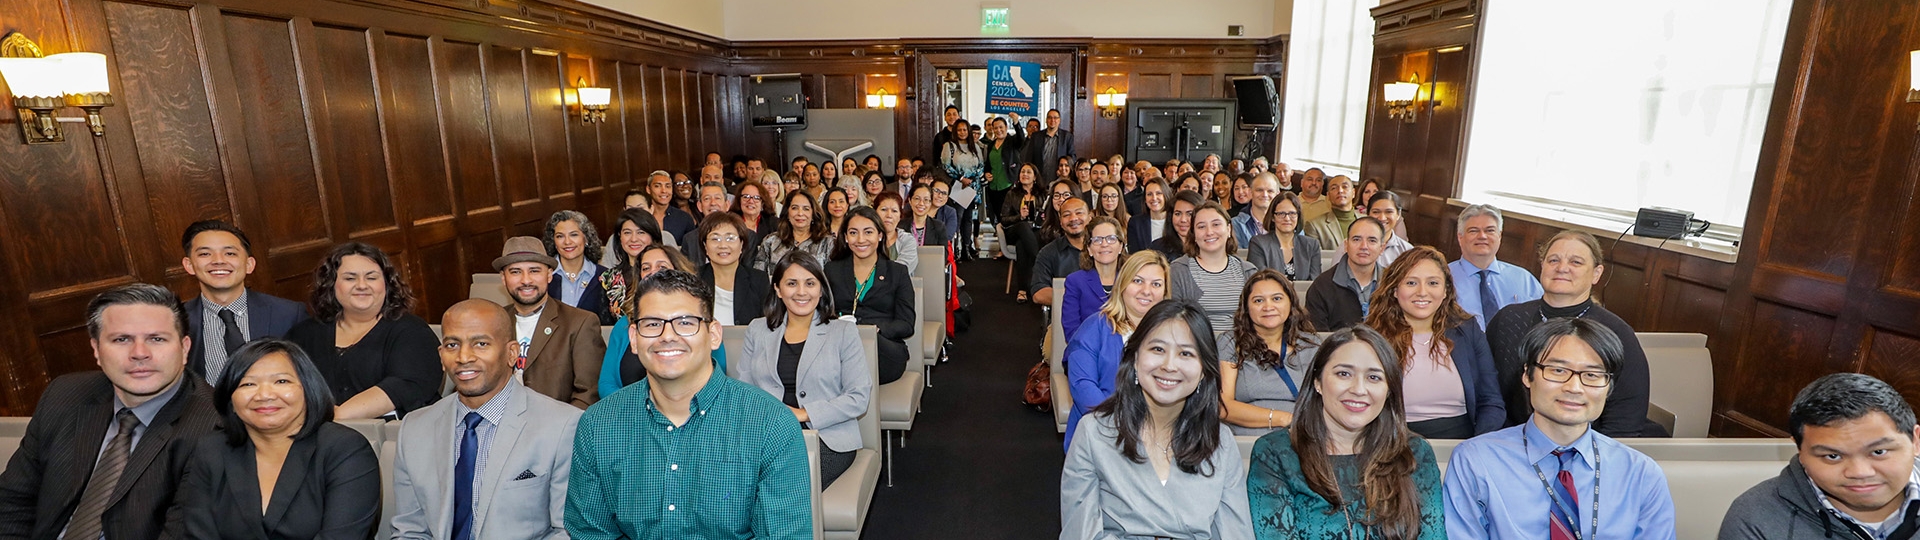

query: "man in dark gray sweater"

left=1720, top=373, right=1920, bottom=539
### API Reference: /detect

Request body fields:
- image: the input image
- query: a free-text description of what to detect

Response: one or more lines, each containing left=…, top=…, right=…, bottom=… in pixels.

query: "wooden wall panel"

left=526, top=51, right=572, bottom=201
left=313, top=25, right=397, bottom=232
left=224, top=15, right=325, bottom=250
left=438, top=40, right=501, bottom=214
left=103, top=2, right=229, bottom=249
left=487, top=46, right=538, bottom=207
left=379, top=34, right=454, bottom=221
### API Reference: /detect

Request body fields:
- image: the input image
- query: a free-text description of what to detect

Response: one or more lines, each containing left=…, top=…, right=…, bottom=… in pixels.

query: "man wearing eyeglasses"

left=1443, top=317, right=1676, bottom=540
left=1483, top=229, right=1661, bottom=438
left=565, top=270, right=811, bottom=539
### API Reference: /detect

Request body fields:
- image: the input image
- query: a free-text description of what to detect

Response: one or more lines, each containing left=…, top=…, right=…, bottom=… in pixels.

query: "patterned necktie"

left=1549, top=448, right=1581, bottom=540
left=453, top=412, right=482, bottom=540
left=218, top=308, right=245, bottom=355
left=66, top=410, right=139, bottom=540
left=1477, top=270, right=1501, bottom=323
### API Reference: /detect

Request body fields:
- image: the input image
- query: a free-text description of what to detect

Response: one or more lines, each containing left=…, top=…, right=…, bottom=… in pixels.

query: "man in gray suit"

left=391, top=299, right=581, bottom=540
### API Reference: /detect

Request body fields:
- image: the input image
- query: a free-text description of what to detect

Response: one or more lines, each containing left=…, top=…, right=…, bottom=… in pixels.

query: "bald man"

left=1031, top=197, right=1091, bottom=306
left=391, top=299, right=581, bottom=540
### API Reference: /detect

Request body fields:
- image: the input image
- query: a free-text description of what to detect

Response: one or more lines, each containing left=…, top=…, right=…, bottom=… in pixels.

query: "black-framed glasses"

left=1530, top=363, right=1613, bottom=388
left=634, top=315, right=709, bottom=338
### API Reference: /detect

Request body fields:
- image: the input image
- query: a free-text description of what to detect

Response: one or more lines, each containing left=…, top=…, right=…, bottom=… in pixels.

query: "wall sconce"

left=0, top=32, right=114, bottom=144
left=1908, top=50, right=1919, bottom=103
left=572, top=78, right=610, bottom=124
left=1384, top=75, right=1425, bottom=123
left=1094, top=87, right=1127, bottom=119
left=865, top=88, right=898, bottom=108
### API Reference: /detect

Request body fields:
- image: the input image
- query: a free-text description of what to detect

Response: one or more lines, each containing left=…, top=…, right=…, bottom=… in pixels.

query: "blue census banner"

left=985, top=59, right=1042, bottom=115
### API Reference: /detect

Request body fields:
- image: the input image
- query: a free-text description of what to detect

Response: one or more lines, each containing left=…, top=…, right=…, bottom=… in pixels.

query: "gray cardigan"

left=1244, top=231, right=1323, bottom=282
left=731, top=317, right=873, bottom=453
left=1718, top=457, right=1897, bottom=539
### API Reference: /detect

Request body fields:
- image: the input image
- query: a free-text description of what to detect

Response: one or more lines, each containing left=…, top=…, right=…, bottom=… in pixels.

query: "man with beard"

left=494, top=236, right=606, bottom=408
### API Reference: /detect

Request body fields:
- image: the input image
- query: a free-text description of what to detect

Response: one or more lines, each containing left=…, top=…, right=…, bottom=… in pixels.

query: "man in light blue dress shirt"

left=1448, top=204, right=1543, bottom=329
left=1444, top=317, right=1676, bottom=540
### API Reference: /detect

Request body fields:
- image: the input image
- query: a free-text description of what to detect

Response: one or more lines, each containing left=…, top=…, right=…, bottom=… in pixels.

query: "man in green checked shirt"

left=565, top=270, right=812, bottom=539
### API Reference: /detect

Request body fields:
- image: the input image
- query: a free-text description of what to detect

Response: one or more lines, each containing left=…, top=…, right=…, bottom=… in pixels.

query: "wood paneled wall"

left=0, top=0, right=738, bottom=414
left=0, top=0, right=1288, bottom=414
left=1365, top=0, right=1920, bottom=437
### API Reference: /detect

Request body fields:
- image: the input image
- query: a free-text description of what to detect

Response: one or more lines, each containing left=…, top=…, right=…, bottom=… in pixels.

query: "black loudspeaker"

left=749, top=73, right=807, bottom=130
left=1231, top=76, right=1278, bottom=128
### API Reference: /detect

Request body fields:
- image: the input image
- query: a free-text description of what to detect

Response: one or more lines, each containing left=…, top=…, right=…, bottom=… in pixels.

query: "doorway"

left=942, top=68, right=1057, bottom=131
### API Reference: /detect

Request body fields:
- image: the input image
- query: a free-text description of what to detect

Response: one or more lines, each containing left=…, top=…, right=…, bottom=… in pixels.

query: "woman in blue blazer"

left=731, top=251, right=872, bottom=488
left=1060, top=217, right=1126, bottom=340
left=1362, top=246, right=1505, bottom=438
left=1063, top=250, right=1170, bottom=450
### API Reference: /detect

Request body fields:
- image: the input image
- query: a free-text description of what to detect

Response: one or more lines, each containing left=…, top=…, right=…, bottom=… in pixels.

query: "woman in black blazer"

left=825, top=207, right=917, bottom=384
left=286, top=242, right=442, bottom=420
left=903, top=183, right=952, bottom=246
left=181, top=339, right=381, bottom=540
left=1125, top=177, right=1169, bottom=254
left=1000, top=163, right=1046, bottom=302
left=695, top=212, right=772, bottom=326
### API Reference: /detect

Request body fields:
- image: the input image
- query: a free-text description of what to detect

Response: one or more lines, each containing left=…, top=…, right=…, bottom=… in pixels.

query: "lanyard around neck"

left=1524, top=423, right=1601, bottom=540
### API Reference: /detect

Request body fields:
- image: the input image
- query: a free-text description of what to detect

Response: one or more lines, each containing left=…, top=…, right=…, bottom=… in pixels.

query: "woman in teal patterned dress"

left=1246, top=324, right=1446, bottom=539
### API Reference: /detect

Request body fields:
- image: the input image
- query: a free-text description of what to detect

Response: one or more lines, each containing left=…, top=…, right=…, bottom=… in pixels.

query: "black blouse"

left=286, top=313, right=442, bottom=419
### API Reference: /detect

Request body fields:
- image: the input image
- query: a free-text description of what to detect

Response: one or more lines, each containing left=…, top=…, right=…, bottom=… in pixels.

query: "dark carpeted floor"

left=862, top=257, right=1065, bottom=537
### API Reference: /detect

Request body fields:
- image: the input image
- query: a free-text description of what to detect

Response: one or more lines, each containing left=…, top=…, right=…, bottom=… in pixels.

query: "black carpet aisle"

left=862, top=257, right=1066, bottom=537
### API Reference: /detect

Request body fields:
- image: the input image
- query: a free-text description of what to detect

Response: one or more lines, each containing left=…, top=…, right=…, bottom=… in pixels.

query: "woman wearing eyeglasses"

left=733, top=251, right=872, bottom=489
left=825, top=206, right=916, bottom=385
left=1246, top=192, right=1323, bottom=282
left=904, top=184, right=952, bottom=248
left=1362, top=246, right=1504, bottom=439
left=696, top=212, right=771, bottom=328
left=1095, top=183, right=1131, bottom=233
left=1061, top=217, right=1127, bottom=341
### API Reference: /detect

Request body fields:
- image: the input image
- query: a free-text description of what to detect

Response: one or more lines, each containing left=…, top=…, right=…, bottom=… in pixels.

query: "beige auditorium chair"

left=469, top=273, right=509, bottom=307
left=803, top=430, right=825, bottom=540
left=0, top=417, right=25, bottom=475
left=1320, top=249, right=1339, bottom=271
left=378, top=438, right=397, bottom=540
left=916, top=246, right=947, bottom=378
left=1638, top=332, right=1714, bottom=438
left=1049, top=277, right=1070, bottom=433
left=820, top=326, right=884, bottom=540
left=876, top=281, right=928, bottom=487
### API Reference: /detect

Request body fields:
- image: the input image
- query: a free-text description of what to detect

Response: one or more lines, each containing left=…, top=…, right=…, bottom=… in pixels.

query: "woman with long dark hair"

left=755, top=189, right=835, bottom=272
left=941, top=119, right=986, bottom=186
left=1219, top=269, right=1319, bottom=437
left=824, top=188, right=852, bottom=237
left=1001, top=163, right=1046, bottom=302
left=1246, top=325, right=1445, bottom=539
left=732, top=251, right=871, bottom=488
left=1362, top=246, right=1504, bottom=439
left=601, top=208, right=663, bottom=320
left=825, top=206, right=916, bottom=384
left=1152, top=190, right=1203, bottom=260
left=286, top=242, right=440, bottom=420
left=1060, top=300, right=1252, bottom=539
left=1127, top=178, right=1170, bottom=254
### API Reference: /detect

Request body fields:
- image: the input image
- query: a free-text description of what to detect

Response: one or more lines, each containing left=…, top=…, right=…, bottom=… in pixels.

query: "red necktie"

left=1549, top=449, right=1581, bottom=540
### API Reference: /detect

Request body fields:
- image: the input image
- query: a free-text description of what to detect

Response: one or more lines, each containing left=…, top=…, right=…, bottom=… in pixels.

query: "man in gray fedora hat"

left=494, top=236, right=606, bottom=408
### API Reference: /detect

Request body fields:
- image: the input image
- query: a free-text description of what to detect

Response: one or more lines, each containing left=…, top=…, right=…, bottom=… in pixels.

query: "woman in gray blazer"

left=1244, top=192, right=1323, bottom=282
left=730, top=251, right=874, bottom=488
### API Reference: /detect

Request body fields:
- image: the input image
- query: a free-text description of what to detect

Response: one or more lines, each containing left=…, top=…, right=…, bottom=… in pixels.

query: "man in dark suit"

left=179, top=220, right=308, bottom=384
left=1027, top=108, right=1074, bottom=182
left=496, top=236, right=606, bottom=409
left=0, top=283, right=219, bottom=540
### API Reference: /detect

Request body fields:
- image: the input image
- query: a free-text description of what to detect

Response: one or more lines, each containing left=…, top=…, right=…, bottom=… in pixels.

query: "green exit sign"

left=981, top=6, right=1009, bottom=34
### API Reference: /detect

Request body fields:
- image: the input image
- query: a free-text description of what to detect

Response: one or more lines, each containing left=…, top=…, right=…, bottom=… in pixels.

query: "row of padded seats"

left=1233, top=436, right=1795, bottom=539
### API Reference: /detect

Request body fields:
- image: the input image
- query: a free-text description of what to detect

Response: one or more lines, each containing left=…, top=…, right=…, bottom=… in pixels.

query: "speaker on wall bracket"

left=749, top=73, right=808, bottom=131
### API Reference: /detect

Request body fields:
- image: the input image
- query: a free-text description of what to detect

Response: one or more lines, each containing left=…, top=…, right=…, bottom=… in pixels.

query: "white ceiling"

left=580, top=0, right=1294, bottom=41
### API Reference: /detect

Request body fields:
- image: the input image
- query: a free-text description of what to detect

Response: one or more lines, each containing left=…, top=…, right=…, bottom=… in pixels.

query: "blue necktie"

left=1549, top=448, right=1581, bottom=540
left=1477, top=269, right=1501, bottom=323
left=454, top=412, right=482, bottom=540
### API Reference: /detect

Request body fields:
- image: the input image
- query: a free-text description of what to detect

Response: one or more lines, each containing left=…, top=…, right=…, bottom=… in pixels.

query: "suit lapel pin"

left=544, top=327, right=552, bottom=335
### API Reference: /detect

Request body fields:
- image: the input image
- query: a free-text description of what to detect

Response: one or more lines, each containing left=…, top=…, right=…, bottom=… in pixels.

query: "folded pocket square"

left=513, top=470, right=537, bottom=480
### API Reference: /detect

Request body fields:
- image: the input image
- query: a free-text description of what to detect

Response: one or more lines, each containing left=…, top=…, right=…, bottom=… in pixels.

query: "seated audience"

left=1064, top=251, right=1171, bottom=450
left=1061, top=216, right=1126, bottom=340
left=1443, top=317, right=1676, bottom=539
left=1126, top=178, right=1169, bottom=254
left=1040, top=179, right=1084, bottom=247
left=697, top=212, right=771, bottom=327
left=1448, top=204, right=1543, bottom=329
left=1306, top=217, right=1387, bottom=332
left=734, top=179, right=777, bottom=242
left=602, top=208, right=663, bottom=321
left=1245, top=192, right=1324, bottom=282
left=494, top=236, right=606, bottom=408
left=825, top=207, right=916, bottom=385
left=1002, top=163, right=1047, bottom=302
left=682, top=180, right=740, bottom=266
left=597, top=189, right=654, bottom=268
left=1095, top=183, right=1131, bottom=235
left=824, top=187, right=853, bottom=238
left=1231, top=173, right=1283, bottom=249
left=1060, top=301, right=1253, bottom=539
left=1170, top=201, right=1256, bottom=330
left=565, top=271, right=811, bottom=539
left=1301, top=175, right=1359, bottom=249
left=1119, top=166, right=1145, bottom=217
left=392, top=299, right=580, bottom=540
left=544, top=210, right=613, bottom=323
left=1366, top=191, right=1415, bottom=267
left=597, top=244, right=702, bottom=398
left=0, top=284, right=218, bottom=540
left=1219, top=270, right=1320, bottom=437
left=1297, top=169, right=1329, bottom=222
left=761, top=171, right=789, bottom=217
left=180, top=219, right=308, bottom=384
left=643, top=171, right=698, bottom=249
left=1148, top=190, right=1202, bottom=260
left=1720, top=373, right=1920, bottom=539
left=755, top=190, right=834, bottom=272
left=905, top=184, right=952, bottom=247
left=872, top=192, right=920, bottom=275
left=287, top=242, right=441, bottom=419
left=1031, top=197, right=1091, bottom=308
left=860, top=171, right=887, bottom=208
left=181, top=339, right=380, bottom=539
left=1485, top=230, right=1660, bottom=437
left=1363, top=246, right=1505, bottom=439
left=733, top=253, right=874, bottom=488
left=1229, top=174, right=1254, bottom=217
left=1247, top=325, right=1445, bottom=539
